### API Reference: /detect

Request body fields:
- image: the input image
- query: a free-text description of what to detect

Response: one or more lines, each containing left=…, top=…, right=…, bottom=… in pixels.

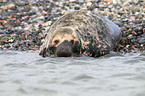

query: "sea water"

left=0, top=51, right=145, bottom=96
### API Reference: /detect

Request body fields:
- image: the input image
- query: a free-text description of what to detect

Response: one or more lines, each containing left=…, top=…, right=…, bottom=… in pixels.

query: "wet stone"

left=74, top=6, right=80, bottom=10
left=0, top=0, right=144, bottom=53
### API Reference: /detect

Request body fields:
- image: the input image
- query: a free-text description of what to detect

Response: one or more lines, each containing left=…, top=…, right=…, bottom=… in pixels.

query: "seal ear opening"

left=55, top=40, right=73, bottom=57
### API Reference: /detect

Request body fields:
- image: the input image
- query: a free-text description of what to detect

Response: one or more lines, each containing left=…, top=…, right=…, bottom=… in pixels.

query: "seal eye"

left=54, top=40, right=59, bottom=44
left=70, top=40, right=74, bottom=44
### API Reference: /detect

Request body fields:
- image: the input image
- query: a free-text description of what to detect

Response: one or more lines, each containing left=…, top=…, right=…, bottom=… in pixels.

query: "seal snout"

left=55, top=40, right=73, bottom=57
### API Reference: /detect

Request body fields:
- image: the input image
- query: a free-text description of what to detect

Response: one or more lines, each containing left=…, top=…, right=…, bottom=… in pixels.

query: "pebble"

left=0, top=0, right=145, bottom=53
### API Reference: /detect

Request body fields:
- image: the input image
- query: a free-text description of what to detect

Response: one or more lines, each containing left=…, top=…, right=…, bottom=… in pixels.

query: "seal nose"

left=55, top=40, right=73, bottom=57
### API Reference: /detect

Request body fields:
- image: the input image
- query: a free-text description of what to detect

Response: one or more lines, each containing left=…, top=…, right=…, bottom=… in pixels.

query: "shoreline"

left=0, top=0, right=145, bottom=53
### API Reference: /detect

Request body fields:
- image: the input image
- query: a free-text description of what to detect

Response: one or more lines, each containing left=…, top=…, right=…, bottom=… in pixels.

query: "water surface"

left=0, top=51, right=145, bottom=96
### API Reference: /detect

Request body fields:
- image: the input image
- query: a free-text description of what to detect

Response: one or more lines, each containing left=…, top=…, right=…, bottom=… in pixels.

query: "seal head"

left=39, top=27, right=81, bottom=57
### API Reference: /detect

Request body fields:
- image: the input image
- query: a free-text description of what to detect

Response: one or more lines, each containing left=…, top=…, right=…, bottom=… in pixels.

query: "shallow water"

left=0, top=51, right=145, bottom=96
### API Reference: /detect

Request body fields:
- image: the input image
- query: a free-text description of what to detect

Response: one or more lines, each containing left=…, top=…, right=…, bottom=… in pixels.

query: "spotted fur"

left=39, top=10, right=121, bottom=57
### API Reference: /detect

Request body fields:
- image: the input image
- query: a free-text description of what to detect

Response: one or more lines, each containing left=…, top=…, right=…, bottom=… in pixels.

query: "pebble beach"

left=0, top=0, right=145, bottom=53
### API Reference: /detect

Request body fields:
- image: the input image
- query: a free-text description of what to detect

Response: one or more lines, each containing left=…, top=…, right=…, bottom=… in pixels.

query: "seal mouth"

left=55, top=40, right=73, bottom=57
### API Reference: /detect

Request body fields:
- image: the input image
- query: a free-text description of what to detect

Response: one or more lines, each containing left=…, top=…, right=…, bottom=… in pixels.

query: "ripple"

left=123, top=60, right=141, bottom=64
left=17, top=88, right=28, bottom=94
left=1, top=52, right=145, bottom=96
left=18, top=86, right=58, bottom=95
left=139, top=53, right=145, bottom=56
left=68, top=61, right=90, bottom=65
left=139, top=58, right=145, bottom=61
left=110, top=73, right=136, bottom=78
left=5, top=63, right=27, bottom=68
left=72, top=74, right=94, bottom=81
left=129, top=75, right=145, bottom=81
left=12, top=80, right=22, bottom=84
left=61, top=81, right=78, bottom=85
